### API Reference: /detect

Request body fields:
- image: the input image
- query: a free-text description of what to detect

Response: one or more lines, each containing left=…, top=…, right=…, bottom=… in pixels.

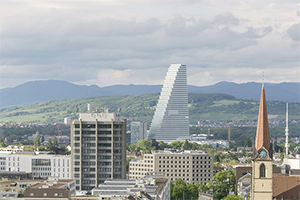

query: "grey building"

left=71, top=107, right=127, bottom=191
left=148, top=64, right=189, bottom=141
left=91, top=175, right=170, bottom=200
left=130, top=122, right=147, bottom=144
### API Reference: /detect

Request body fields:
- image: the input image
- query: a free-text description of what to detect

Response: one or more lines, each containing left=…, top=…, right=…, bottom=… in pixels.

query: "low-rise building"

left=129, top=149, right=213, bottom=184
left=0, top=152, right=71, bottom=179
left=91, top=175, right=170, bottom=200
left=23, top=178, right=74, bottom=200
left=0, top=177, right=18, bottom=198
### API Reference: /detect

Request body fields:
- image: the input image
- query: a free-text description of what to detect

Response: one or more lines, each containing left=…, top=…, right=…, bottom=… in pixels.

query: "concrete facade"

left=129, top=150, right=213, bottom=184
left=71, top=108, right=127, bottom=191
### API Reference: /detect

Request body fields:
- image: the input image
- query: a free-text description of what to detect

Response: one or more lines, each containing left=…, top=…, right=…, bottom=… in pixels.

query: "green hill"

left=0, top=93, right=299, bottom=124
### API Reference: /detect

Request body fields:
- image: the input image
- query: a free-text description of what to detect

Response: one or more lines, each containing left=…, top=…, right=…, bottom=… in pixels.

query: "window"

left=43, top=193, right=47, bottom=196
left=30, top=193, right=34, bottom=196
left=260, top=163, right=266, bottom=178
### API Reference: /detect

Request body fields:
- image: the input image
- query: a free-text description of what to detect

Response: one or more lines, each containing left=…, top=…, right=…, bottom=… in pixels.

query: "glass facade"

left=148, top=64, right=189, bottom=141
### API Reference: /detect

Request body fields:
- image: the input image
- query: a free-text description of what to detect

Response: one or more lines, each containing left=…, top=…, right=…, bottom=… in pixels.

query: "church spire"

left=254, top=85, right=270, bottom=151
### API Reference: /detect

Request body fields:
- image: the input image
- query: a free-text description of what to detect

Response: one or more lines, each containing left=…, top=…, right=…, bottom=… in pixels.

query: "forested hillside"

left=0, top=93, right=299, bottom=124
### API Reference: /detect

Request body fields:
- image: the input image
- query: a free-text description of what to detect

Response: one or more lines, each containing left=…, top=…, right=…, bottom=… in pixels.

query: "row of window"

left=30, top=193, right=63, bottom=197
left=158, top=156, right=210, bottom=160
left=75, top=137, right=122, bottom=141
left=159, top=160, right=189, bottom=164
left=74, top=124, right=121, bottom=129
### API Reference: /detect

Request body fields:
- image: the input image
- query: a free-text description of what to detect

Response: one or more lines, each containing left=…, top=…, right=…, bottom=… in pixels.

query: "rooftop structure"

left=148, top=64, right=189, bottom=141
left=91, top=175, right=170, bottom=200
left=22, top=177, right=75, bottom=199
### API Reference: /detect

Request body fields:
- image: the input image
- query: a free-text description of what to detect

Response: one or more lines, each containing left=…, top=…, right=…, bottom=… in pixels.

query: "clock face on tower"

left=259, top=149, right=267, bottom=158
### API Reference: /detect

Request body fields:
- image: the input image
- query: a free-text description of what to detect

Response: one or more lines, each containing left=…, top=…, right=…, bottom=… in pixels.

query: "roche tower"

left=148, top=64, right=189, bottom=141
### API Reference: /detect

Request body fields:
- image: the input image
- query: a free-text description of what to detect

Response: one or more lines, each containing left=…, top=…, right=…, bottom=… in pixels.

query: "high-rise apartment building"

left=130, top=122, right=147, bottom=144
left=71, top=107, right=127, bottom=191
left=129, top=150, right=213, bottom=184
left=148, top=64, right=189, bottom=141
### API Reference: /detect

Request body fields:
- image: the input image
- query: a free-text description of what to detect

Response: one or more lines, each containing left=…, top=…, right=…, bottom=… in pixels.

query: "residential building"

left=129, top=149, right=213, bottom=184
left=130, top=122, right=147, bottom=144
left=0, top=177, right=18, bottom=198
left=148, top=64, right=189, bottom=141
left=91, top=175, right=170, bottom=200
left=22, top=177, right=75, bottom=199
left=0, top=152, right=71, bottom=179
left=0, top=177, right=75, bottom=199
left=27, top=131, right=42, bottom=142
left=71, top=107, right=127, bottom=191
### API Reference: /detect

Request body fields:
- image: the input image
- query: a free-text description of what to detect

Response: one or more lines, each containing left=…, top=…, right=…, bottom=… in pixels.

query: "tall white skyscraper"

left=148, top=64, right=189, bottom=141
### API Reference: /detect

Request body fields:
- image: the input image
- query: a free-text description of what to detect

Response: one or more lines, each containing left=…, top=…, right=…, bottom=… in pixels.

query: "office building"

left=71, top=107, right=127, bottom=191
left=129, top=149, right=213, bottom=184
left=148, top=64, right=189, bottom=141
left=130, top=122, right=147, bottom=144
left=0, top=152, right=71, bottom=179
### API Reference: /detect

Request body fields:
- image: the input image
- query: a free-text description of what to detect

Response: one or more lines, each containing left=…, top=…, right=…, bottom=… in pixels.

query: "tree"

left=34, top=136, right=40, bottom=147
left=169, top=141, right=182, bottom=149
left=246, top=157, right=252, bottom=163
left=171, top=179, right=199, bottom=200
left=136, top=139, right=152, bottom=153
left=53, top=136, right=58, bottom=146
left=181, top=140, right=192, bottom=150
left=222, top=195, right=243, bottom=200
left=128, top=144, right=137, bottom=153
left=126, top=156, right=135, bottom=172
left=47, top=139, right=53, bottom=148
left=213, top=162, right=222, bottom=167
left=158, top=141, right=169, bottom=150
left=208, top=170, right=236, bottom=200
left=244, top=137, right=252, bottom=147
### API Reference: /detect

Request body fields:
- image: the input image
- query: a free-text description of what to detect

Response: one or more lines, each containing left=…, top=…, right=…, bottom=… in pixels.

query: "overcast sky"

left=0, top=0, right=299, bottom=89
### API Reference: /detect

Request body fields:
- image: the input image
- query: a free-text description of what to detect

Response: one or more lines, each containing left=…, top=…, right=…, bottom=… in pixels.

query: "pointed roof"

left=255, top=87, right=270, bottom=151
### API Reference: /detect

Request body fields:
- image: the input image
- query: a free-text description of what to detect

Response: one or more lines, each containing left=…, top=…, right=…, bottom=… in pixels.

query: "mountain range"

left=0, top=80, right=299, bottom=108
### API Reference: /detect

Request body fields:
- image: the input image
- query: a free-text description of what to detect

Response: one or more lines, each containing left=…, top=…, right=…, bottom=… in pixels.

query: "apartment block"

left=0, top=152, right=71, bottom=179
left=71, top=107, right=127, bottom=191
left=129, top=150, right=213, bottom=184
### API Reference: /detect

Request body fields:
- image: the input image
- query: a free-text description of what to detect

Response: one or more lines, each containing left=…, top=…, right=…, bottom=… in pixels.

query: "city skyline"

left=1, top=1, right=299, bottom=89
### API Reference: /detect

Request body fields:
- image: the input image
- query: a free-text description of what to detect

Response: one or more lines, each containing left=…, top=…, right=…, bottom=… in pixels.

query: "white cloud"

left=0, top=0, right=299, bottom=89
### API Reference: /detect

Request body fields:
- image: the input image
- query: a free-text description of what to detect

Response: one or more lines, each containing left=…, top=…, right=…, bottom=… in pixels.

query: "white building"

left=148, top=64, right=190, bottom=141
left=284, top=154, right=300, bottom=171
left=129, top=149, right=213, bottom=184
left=0, top=152, right=71, bottom=179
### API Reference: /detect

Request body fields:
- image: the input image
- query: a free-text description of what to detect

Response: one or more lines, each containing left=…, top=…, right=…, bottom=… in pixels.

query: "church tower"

left=251, top=85, right=273, bottom=200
